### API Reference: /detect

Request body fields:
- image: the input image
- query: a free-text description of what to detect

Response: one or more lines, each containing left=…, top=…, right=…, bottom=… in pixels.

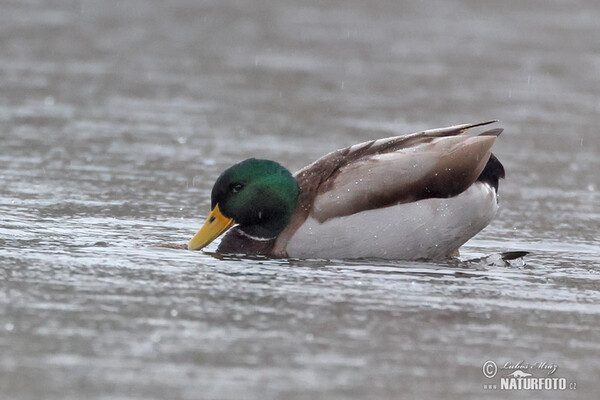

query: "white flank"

left=286, top=182, right=498, bottom=260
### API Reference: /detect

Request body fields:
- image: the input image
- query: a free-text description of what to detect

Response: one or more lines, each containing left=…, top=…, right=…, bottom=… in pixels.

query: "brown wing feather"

left=312, top=135, right=497, bottom=221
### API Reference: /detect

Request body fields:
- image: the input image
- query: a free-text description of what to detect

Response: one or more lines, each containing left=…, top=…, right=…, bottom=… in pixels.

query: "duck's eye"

left=231, top=183, right=244, bottom=193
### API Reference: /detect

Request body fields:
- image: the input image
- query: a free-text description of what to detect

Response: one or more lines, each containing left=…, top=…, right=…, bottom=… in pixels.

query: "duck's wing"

left=296, top=120, right=502, bottom=222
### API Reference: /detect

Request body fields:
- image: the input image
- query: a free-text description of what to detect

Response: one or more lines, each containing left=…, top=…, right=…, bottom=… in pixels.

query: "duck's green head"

left=188, top=158, right=300, bottom=250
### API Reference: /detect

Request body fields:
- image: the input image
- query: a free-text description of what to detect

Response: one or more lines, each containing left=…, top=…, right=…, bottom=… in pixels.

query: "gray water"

left=1, top=0, right=599, bottom=399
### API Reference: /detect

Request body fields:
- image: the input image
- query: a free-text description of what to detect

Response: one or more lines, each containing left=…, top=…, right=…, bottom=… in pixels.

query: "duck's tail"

left=477, top=153, right=505, bottom=193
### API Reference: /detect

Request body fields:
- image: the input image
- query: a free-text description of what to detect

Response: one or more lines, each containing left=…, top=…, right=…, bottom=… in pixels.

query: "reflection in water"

left=1, top=0, right=599, bottom=399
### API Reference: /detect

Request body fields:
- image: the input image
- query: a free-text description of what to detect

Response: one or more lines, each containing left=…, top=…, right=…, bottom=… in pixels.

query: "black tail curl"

left=477, top=153, right=505, bottom=193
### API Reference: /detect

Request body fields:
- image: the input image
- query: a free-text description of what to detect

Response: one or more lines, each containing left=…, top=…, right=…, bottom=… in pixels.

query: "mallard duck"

left=188, top=121, right=505, bottom=259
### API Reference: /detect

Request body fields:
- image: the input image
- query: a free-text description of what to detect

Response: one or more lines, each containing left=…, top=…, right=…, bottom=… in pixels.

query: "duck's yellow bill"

left=188, top=204, right=235, bottom=250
